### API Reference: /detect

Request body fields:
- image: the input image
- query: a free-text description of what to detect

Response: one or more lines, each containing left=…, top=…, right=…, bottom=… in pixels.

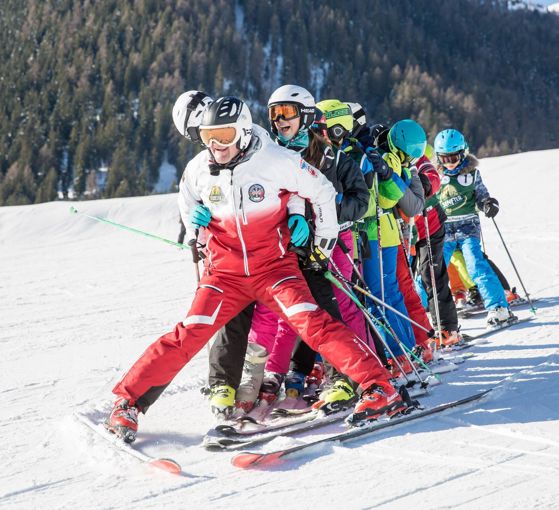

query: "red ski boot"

left=105, top=398, right=140, bottom=443
left=347, top=381, right=406, bottom=426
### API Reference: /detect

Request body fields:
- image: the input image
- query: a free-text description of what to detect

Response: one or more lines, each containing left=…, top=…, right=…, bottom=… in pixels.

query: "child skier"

left=434, top=128, right=517, bottom=328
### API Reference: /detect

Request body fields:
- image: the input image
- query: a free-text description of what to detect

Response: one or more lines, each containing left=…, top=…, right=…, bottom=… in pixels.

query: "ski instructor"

left=106, top=96, right=405, bottom=442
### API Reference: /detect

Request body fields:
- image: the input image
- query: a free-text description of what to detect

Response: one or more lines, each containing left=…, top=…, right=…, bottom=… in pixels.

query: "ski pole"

left=480, top=219, right=487, bottom=254
left=335, top=236, right=426, bottom=330
left=422, top=209, right=444, bottom=350
left=325, top=258, right=430, bottom=386
left=69, top=206, right=189, bottom=250
left=325, top=270, right=433, bottom=387
left=491, top=218, right=536, bottom=314
left=396, top=218, right=415, bottom=282
left=188, top=229, right=211, bottom=356
left=328, top=251, right=432, bottom=335
left=373, top=173, right=385, bottom=312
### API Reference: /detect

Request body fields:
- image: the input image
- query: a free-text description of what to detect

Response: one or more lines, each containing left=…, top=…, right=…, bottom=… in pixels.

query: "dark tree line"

left=0, top=0, right=558, bottom=205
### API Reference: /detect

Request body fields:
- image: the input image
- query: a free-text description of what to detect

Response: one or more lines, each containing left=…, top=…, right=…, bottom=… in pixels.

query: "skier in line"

left=349, top=115, right=420, bottom=371
left=354, top=120, right=436, bottom=365
left=243, top=86, right=371, bottom=412
left=401, top=139, right=463, bottom=348
left=207, top=85, right=371, bottom=414
left=434, top=128, right=517, bottom=328
left=172, top=90, right=311, bottom=416
left=106, top=96, right=405, bottom=442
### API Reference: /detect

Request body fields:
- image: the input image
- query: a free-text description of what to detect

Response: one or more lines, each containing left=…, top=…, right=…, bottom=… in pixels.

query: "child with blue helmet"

left=434, top=129, right=517, bottom=328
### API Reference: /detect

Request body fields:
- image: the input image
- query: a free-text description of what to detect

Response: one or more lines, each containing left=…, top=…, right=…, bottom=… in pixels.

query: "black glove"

left=418, top=172, right=432, bottom=197
left=482, top=197, right=499, bottom=218
left=367, top=151, right=393, bottom=181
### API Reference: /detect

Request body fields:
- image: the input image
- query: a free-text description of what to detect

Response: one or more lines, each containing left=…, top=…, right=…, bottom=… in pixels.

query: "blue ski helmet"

left=388, top=119, right=427, bottom=159
left=434, top=129, right=468, bottom=154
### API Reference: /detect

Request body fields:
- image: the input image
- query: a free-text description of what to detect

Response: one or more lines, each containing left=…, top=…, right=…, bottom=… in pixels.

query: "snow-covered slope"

left=1, top=149, right=559, bottom=509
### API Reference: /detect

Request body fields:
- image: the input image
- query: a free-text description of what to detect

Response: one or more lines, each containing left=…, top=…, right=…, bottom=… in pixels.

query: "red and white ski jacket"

left=178, top=132, right=338, bottom=276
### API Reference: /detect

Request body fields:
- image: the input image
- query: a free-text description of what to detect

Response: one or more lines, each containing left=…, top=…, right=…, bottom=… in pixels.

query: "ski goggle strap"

left=199, top=125, right=240, bottom=147
left=437, top=151, right=464, bottom=165
left=268, top=103, right=300, bottom=122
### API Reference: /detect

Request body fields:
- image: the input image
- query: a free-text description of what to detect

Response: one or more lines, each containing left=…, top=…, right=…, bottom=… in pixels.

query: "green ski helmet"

left=388, top=119, right=427, bottom=160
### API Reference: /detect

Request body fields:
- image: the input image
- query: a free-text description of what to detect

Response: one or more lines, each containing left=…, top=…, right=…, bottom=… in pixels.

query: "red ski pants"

left=396, top=245, right=432, bottom=348
left=113, top=260, right=390, bottom=405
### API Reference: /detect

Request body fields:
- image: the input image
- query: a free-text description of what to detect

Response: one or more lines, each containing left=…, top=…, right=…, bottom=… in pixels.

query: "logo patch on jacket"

left=457, top=174, right=474, bottom=186
left=300, top=159, right=318, bottom=177
left=209, top=185, right=224, bottom=203
left=248, top=184, right=265, bottom=202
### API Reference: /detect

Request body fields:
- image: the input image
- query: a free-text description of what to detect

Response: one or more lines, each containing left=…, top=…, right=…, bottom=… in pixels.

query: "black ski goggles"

left=327, top=124, right=348, bottom=142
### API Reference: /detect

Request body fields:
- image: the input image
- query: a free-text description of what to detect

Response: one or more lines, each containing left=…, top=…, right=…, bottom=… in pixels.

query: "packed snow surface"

left=1, top=149, right=559, bottom=509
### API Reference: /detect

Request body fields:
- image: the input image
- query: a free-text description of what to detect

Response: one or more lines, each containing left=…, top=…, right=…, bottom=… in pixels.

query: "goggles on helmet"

left=437, top=151, right=464, bottom=165
left=268, top=103, right=300, bottom=122
left=327, top=124, right=348, bottom=142
left=199, top=124, right=240, bottom=147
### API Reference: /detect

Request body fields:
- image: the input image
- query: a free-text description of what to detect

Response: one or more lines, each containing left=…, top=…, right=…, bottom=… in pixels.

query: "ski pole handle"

left=336, top=236, right=351, bottom=255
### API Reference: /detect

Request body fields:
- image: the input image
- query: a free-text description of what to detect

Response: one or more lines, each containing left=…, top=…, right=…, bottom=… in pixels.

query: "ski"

left=231, top=389, right=492, bottom=469
left=74, top=411, right=183, bottom=475
left=458, top=298, right=536, bottom=318
left=446, top=317, right=535, bottom=351
left=203, top=408, right=352, bottom=451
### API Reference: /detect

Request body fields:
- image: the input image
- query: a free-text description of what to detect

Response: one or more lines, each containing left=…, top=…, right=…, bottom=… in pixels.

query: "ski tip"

left=149, top=458, right=182, bottom=475
left=231, top=451, right=283, bottom=469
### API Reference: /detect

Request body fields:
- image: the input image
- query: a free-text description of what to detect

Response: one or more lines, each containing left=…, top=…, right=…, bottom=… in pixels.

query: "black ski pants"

left=416, top=225, right=459, bottom=331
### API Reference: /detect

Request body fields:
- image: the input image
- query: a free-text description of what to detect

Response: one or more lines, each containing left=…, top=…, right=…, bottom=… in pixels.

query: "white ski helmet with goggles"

left=199, top=96, right=253, bottom=151
left=172, top=90, right=213, bottom=144
left=267, top=84, right=316, bottom=135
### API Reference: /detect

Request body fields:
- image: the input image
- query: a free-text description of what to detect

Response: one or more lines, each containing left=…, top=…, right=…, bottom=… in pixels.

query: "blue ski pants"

left=363, top=242, right=416, bottom=357
left=443, top=218, right=507, bottom=310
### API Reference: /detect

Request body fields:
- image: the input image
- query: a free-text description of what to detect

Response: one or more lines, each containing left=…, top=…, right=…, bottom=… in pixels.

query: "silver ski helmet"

left=172, top=90, right=213, bottom=144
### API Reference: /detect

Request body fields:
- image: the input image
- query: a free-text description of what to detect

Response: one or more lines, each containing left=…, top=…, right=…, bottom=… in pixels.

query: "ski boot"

left=236, top=343, right=268, bottom=413
left=412, top=343, right=434, bottom=365
left=284, top=370, right=306, bottom=398
left=466, top=286, right=484, bottom=309
left=313, top=379, right=357, bottom=415
left=486, top=306, right=518, bottom=329
left=453, top=290, right=468, bottom=310
left=209, top=384, right=236, bottom=420
left=432, top=329, right=463, bottom=348
left=388, top=354, right=414, bottom=379
left=346, top=381, right=407, bottom=426
left=258, top=371, right=285, bottom=405
left=505, top=287, right=524, bottom=305
left=105, top=398, right=140, bottom=443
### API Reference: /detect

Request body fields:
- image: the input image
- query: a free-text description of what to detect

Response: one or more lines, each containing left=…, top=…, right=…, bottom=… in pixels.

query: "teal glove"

left=288, top=214, right=310, bottom=247
left=189, top=204, right=212, bottom=228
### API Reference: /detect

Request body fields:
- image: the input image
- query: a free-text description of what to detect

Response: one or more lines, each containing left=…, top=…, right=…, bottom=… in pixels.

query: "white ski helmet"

left=346, top=102, right=367, bottom=133
left=267, top=84, right=316, bottom=135
left=199, top=96, right=253, bottom=151
left=172, top=90, right=213, bottom=143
